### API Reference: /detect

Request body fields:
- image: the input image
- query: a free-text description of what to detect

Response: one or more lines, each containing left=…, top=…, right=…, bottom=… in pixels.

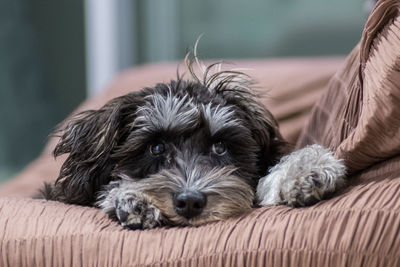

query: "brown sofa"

left=1, top=1, right=400, bottom=266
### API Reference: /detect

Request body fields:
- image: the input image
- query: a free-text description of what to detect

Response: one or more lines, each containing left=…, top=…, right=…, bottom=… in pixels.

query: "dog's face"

left=51, top=64, right=286, bottom=226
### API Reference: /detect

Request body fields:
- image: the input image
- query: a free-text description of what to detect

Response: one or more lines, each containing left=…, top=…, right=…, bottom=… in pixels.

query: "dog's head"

left=50, top=58, right=286, bottom=226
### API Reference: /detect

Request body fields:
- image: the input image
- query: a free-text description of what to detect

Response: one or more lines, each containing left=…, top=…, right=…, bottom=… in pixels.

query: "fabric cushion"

left=2, top=155, right=400, bottom=266
left=296, top=0, right=400, bottom=174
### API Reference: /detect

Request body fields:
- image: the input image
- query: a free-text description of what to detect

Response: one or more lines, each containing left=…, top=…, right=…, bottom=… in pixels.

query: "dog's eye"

left=212, top=142, right=227, bottom=156
left=150, top=143, right=165, bottom=155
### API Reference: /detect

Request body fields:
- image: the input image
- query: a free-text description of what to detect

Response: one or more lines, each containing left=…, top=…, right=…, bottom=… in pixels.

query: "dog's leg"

left=256, top=144, right=346, bottom=207
left=97, top=181, right=162, bottom=229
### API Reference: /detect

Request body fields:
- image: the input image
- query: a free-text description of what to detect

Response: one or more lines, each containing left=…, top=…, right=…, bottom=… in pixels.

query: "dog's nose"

left=174, top=191, right=207, bottom=219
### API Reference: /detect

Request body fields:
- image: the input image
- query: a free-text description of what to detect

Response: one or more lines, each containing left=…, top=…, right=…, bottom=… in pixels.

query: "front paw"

left=257, top=144, right=346, bottom=207
left=277, top=170, right=338, bottom=207
left=115, top=192, right=162, bottom=229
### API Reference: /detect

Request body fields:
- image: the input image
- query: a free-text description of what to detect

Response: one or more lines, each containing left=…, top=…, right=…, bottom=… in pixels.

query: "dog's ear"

left=49, top=93, right=144, bottom=205
left=223, top=93, right=288, bottom=176
left=247, top=106, right=288, bottom=176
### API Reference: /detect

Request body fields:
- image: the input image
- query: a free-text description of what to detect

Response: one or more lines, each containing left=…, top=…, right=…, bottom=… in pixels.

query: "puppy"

left=42, top=54, right=346, bottom=229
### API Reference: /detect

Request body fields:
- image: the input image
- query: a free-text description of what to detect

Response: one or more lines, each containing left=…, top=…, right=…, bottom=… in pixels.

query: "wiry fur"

left=42, top=51, right=346, bottom=229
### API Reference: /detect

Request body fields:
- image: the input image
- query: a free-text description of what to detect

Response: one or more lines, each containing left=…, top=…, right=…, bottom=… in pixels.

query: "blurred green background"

left=0, top=0, right=367, bottom=183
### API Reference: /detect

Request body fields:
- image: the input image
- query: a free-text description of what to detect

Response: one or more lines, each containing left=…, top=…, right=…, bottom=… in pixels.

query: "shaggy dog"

left=42, top=53, right=346, bottom=229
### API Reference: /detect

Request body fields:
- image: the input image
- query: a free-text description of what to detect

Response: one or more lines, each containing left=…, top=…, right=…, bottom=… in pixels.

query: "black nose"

left=173, top=191, right=207, bottom=219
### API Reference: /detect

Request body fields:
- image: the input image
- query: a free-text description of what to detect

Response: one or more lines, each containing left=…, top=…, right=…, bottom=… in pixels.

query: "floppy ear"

left=46, top=93, right=144, bottom=205
left=249, top=106, right=288, bottom=175
left=223, top=91, right=288, bottom=177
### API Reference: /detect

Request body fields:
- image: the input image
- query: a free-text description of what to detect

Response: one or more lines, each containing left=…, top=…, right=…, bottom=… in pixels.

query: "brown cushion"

left=296, top=0, right=400, bottom=174
left=2, top=156, right=400, bottom=266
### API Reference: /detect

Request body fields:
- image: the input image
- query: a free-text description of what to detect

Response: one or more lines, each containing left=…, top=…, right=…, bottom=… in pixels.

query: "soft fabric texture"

left=1, top=156, right=400, bottom=266
left=296, top=0, right=400, bottom=174
left=1, top=0, right=400, bottom=266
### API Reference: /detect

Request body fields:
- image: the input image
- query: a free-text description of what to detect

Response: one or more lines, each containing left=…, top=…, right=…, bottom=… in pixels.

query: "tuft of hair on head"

left=182, top=38, right=281, bottom=141
left=184, top=38, right=258, bottom=98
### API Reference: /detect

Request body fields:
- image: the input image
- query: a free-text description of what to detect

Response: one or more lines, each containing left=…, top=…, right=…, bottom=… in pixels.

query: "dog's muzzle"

left=173, top=190, right=207, bottom=219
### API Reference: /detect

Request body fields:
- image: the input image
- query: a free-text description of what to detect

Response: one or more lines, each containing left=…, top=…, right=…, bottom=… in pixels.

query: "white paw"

left=257, top=144, right=346, bottom=207
left=114, top=192, right=162, bottom=229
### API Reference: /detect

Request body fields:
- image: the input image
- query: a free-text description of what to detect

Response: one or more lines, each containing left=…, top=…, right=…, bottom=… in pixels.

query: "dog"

left=42, top=53, right=346, bottom=229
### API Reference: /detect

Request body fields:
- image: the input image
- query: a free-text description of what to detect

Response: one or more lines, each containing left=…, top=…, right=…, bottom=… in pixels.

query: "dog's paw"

left=114, top=192, right=162, bottom=230
left=257, top=144, right=346, bottom=207
left=276, top=170, right=339, bottom=207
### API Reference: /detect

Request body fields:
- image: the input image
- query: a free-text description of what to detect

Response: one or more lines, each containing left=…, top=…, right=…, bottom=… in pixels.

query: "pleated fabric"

left=1, top=156, right=400, bottom=266
left=297, top=0, right=400, bottom=175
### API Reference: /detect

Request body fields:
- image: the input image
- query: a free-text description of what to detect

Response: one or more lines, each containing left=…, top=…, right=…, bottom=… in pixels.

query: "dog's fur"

left=42, top=54, right=346, bottom=229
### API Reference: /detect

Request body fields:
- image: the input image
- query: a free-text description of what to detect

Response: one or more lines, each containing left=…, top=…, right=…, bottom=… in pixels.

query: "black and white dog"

left=42, top=53, right=345, bottom=229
